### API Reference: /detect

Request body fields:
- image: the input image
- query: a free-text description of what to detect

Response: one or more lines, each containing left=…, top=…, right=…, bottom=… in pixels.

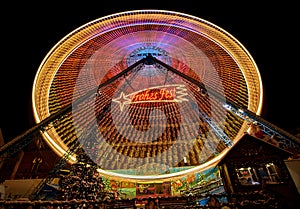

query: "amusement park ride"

left=0, top=10, right=299, bottom=201
left=1, top=53, right=299, bottom=199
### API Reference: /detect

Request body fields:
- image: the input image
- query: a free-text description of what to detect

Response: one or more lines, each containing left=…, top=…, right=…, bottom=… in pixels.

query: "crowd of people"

left=0, top=192, right=282, bottom=209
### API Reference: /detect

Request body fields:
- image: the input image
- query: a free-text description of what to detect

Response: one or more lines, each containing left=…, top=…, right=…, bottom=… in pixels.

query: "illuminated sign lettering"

left=112, top=84, right=188, bottom=111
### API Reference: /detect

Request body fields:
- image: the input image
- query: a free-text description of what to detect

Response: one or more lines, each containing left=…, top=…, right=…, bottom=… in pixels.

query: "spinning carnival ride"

left=1, top=10, right=299, bottom=187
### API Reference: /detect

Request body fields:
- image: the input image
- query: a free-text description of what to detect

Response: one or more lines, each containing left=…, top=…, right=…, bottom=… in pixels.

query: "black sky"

left=1, top=1, right=299, bottom=142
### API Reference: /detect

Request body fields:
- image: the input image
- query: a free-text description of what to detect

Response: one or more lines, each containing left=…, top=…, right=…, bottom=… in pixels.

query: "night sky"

left=1, top=1, right=299, bottom=142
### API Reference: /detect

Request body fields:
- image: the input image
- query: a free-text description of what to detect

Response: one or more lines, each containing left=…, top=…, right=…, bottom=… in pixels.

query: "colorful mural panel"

left=102, top=166, right=225, bottom=199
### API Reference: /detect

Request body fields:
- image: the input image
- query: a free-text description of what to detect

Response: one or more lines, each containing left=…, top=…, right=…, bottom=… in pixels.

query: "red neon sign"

left=130, top=88, right=176, bottom=102
left=112, top=84, right=188, bottom=111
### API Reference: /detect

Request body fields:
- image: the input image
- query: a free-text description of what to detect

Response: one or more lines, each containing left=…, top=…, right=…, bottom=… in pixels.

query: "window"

left=236, top=167, right=260, bottom=186
left=235, top=162, right=283, bottom=186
